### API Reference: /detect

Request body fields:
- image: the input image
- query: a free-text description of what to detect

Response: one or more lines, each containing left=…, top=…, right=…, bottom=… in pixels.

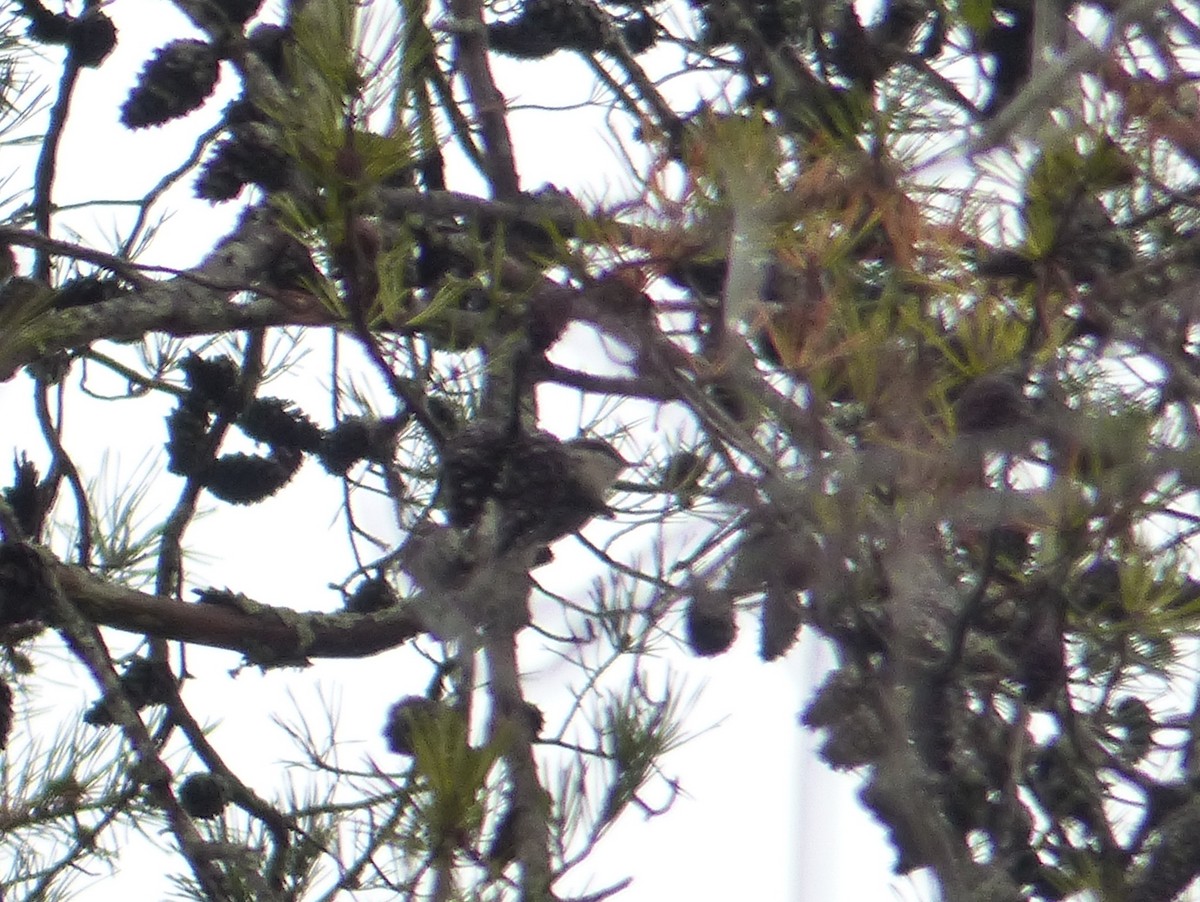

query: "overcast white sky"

left=0, top=2, right=938, bottom=899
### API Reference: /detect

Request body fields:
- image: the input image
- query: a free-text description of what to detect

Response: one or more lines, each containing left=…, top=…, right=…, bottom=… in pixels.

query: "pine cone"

left=121, top=40, right=221, bottom=129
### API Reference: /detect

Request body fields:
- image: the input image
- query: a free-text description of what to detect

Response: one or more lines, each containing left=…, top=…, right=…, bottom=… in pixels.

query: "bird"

left=439, top=423, right=627, bottom=554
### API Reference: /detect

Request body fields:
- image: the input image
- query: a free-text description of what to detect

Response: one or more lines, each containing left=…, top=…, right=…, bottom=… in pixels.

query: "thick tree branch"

left=0, top=208, right=333, bottom=381
left=445, top=0, right=521, bottom=199
left=52, top=559, right=424, bottom=661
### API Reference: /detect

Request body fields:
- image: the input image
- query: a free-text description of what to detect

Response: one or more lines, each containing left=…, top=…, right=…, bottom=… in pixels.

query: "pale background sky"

left=0, top=2, right=936, bottom=899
